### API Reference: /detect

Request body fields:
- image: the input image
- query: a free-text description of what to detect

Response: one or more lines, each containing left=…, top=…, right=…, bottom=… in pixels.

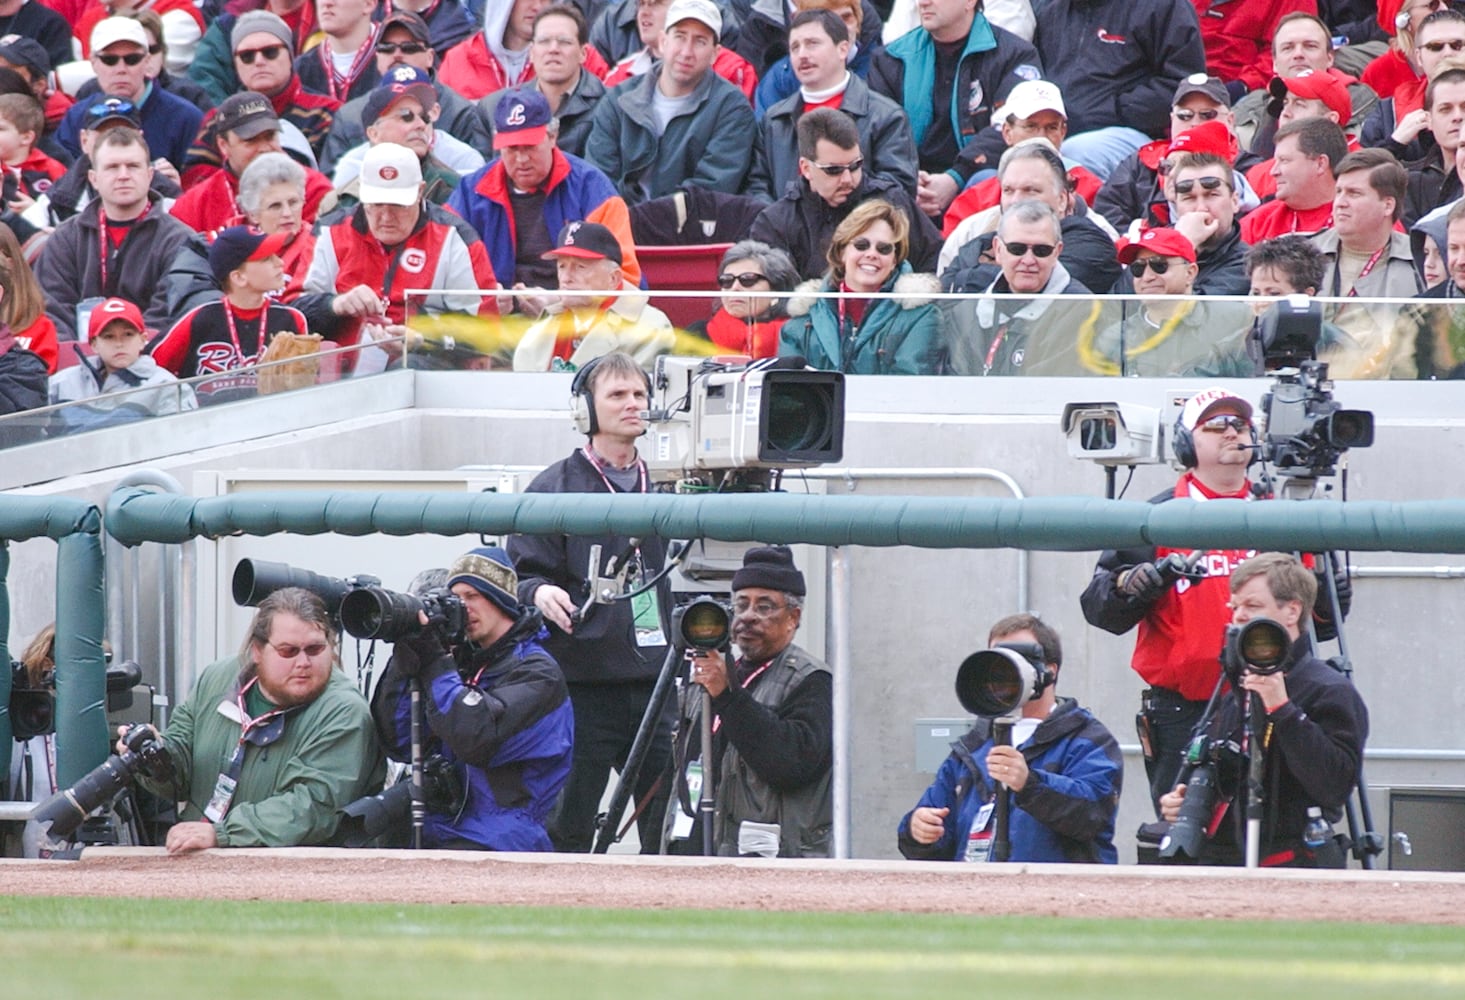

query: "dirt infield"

left=3, top=849, right=1463, bottom=924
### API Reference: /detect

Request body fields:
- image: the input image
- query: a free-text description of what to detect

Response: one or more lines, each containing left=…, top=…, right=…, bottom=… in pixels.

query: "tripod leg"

left=593, top=644, right=683, bottom=854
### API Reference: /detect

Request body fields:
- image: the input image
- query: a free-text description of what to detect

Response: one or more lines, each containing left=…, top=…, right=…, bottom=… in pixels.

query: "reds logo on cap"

left=380, top=165, right=399, bottom=180
left=102, top=300, right=128, bottom=313
left=564, top=221, right=582, bottom=244
left=505, top=103, right=527, bottom=126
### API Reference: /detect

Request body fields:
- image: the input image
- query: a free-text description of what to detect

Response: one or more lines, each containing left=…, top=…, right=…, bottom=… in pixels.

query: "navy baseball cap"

left=0, top=35, right=50, bottom=78
left=83, top=95, right=142, bottom=130
left=493, top=88, right=551, bottom=149
left=209, top=225, right=289, bottom=285
left=363, top=64, right=438, bottom=126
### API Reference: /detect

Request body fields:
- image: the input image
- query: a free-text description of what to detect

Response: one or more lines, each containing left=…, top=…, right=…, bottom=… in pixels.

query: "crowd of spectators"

left=0, top=0, right=1460, bottom=438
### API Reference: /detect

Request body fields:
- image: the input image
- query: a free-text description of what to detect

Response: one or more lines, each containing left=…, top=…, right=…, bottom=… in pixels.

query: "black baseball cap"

left=543, top=221, right=622, bottom=265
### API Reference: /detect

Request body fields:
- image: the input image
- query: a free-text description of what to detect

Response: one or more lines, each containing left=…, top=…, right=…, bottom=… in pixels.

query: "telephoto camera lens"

left=1158, top=763, right=1220, bottom=862
left=340, top=586, right=427, bottom=641
left=674, top=598, right=730, bottom=650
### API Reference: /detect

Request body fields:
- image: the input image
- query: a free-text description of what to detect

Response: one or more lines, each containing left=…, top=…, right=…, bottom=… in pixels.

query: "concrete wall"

left=9, top=371, right=1465, bottom=866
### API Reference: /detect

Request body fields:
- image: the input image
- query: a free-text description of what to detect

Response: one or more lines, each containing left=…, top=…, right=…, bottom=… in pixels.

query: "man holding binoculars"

left=1158, top=553, right=1368, bottom=868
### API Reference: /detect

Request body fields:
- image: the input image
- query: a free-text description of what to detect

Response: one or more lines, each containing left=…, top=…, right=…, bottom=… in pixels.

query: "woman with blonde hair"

left=778, top=198, right=942, bottom=374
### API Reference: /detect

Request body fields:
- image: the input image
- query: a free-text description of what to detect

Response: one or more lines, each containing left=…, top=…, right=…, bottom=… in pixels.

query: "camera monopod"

left=410, top=675, right=426, bottom=850
left=675, top=598, right=733, bottom=856
left=1226, top=617, right=1290, bottom=869
left=954, top=642, right=1055, bottom=863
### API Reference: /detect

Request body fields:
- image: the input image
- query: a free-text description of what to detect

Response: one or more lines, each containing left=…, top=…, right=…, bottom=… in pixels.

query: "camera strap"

left=710, top=659, right=770, bottom=735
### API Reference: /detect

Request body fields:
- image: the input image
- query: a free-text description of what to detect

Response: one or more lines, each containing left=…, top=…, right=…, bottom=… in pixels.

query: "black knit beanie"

left=731, top=545, right=806, bottom=595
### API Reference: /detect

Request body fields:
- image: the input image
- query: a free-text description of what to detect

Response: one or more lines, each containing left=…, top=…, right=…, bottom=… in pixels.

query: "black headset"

left=569, top=355, right=654, bottom=436
left=1171, top=411, right=1259, bottom=469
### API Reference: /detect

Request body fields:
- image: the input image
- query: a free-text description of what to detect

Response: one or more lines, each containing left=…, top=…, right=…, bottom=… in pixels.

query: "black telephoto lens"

left=340, top=587, right=426, bottom=641
left=1157, top=763, right=1220, bottom=862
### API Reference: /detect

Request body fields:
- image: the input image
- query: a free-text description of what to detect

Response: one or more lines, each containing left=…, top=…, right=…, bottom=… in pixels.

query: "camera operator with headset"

left=121, top=588, right=385, bottom=853
left=369, top=547, right=574, bottom=850
left=897, top=614, right=1122, bottom=864
left=1080, top=387, right=1349, bottom=814
left=506, top=350, right=675, bottom=853
left=1159, top=553, right=1368, bottom=867
left=682, top=546, right=833, bottom=858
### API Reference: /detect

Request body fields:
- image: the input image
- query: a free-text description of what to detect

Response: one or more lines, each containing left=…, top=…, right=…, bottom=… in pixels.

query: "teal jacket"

left=778, top=264, right=943, bottom=375
left=142, top=658, right=384, bottom=847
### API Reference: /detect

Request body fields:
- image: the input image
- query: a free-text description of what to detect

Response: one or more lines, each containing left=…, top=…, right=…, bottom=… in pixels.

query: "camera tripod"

left=1266, top=470, right=1384, bottom=870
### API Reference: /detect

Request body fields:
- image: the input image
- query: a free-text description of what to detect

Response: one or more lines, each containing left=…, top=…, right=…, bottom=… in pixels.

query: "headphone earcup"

left=1172, top=417, right=1197, bottom=468
left=569, top=356, right=601, bottom=436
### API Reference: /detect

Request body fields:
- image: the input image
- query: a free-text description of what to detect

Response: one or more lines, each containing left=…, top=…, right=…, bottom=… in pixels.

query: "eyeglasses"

left=1420, top=38, right=1465, bottom=53
left=1172, top=107, right=1221, bottom=123
left=1173, top=175, right=1227, bottom=195
left=267, top=641, right=330, bottom=659
left=810, top=157, right=863, bottom=177
left=385, top=107, right=432, bottom=125
left=1128, top=258, right=1176, bottom=276
left=1200, top=416, right=1250, bottom=434
left=998, top=239, right=1057, bottom=258
left=236, top=44, right=287, bottom=64
left=375, top=41, right=430, bottom=56
left=851, top=237, right=895, bottom=255
left=533, top=35, right=579, bottom=48
left=718, top=271, right=768, bottom=289
left=85, top=98, right=137, bottom=122
left=96, top=51, right=146, bottom=67
left=732, top=598, right=789, bottom=619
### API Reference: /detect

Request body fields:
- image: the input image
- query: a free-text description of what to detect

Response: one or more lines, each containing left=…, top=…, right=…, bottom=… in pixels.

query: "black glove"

left=1117, top=562, right=1166, bottom=602
left=391, top=633, right=448, bottom=679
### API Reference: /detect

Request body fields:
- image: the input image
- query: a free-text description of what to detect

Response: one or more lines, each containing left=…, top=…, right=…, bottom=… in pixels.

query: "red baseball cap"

left=1117, top=227, right=1197, bottom=265
left=1166, top=119, right=1237, bottom=161
left=87, top=297, right=145, bottom=341
left=1270, top=69, right=1351, bottom=123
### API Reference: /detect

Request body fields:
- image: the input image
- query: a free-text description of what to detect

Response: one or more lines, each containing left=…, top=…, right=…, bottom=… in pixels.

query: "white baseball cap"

left=1181, top=388, right=1253, bottom=432
left=91, top=16, right=150, bottom=54
left=1002, top=80, right=1066, bottom=122
left=664, top=0, right=722, bottom=41
left=359, top=143, right=422, bottom=206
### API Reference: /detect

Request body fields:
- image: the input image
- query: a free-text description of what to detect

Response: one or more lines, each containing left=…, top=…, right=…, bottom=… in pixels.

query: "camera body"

left=644, top=356, right=845, bottom=490
left=339, top=585, right=467, bottom=646
left=8, top=660, right=54, bottom=742
left=1259, top=362, right=1374, bottom=477
left=338, top=755, right=467, bottom=848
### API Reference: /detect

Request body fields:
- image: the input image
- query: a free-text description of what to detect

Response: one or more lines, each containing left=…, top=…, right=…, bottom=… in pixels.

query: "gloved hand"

left=1332, top=564, right=1353, bottom=615
left=391, top=632, right=448, bottom=678
left=1117, top=562, right=1166, bottom=602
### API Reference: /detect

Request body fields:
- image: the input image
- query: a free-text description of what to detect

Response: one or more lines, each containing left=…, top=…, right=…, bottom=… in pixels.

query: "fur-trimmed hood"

left=785, top=269, right=941, bottom=318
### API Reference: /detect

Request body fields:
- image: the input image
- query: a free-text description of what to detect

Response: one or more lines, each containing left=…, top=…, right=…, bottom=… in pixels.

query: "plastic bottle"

left=1303, top=806, right=1332, bottom=848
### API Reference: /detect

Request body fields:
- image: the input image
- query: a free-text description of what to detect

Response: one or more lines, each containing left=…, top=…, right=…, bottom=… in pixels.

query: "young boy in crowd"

left=0, top=92, right=66, bottom=214
left=48, top=297, right=196, bottom=430
left=152, top=224, right=313, bottom=404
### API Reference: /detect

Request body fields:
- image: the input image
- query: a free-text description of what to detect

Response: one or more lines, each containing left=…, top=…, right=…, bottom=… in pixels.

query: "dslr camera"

left=33, top=724, right=174, bottom=840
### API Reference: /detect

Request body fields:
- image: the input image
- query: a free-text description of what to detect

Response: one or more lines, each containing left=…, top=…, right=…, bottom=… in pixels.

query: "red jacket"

left=7, top=147, right=67, bottom=201
left=170, top=162, right=334, bottom=236
left=12, top=313, right=58, bottom=373
left=1129, top=474, right=1257, bottom=700
left=1239, top=198, right=1333, bottom=243
left=439, top=32, right=610, bottom=101
left=1191, top=0, right=1317, bottom=92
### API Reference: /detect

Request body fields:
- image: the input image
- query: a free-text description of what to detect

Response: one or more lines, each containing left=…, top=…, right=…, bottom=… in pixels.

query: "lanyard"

left=205, top=677, right=291, bottom=822
left=97, top=203, right=149, bottom=295
left=983, top=322, right=1010, bottom=375
left=222, top=300, right=269, bottom=366
left=320, top=26, right=379, bottom=103
left=711, top=659, right=771, bottom=734
left=581, top=444, right=648, bottom=494
left=1331, top=242, right=1387, bottom=298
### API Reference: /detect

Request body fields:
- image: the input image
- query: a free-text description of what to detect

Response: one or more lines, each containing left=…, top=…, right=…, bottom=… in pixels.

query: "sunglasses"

left=851, top=237, right=895, bottom=255
left=236, top=44, right=287, bottom=64
left=384, top=107, right=432, bottom=125
left=1420, top=38, right=1465, bottom=53
left=1172, top=107, right=1221, bottom=123
left=375, top=41, right=430, bottom=56
left=267, top=641, right=330, bottom=659
left=84, top=98, right=137, bottom=122
left=97, top=51, right=146, bottom=67
left=1173, top=175, right=1227, bottom=195
left=810, top=157, right=863, bottom=177
left=1200, top=416, right=1250, bottom=433
left=1128, top=258, right=1176, bottom=276
left=999, top=239, right=1057, bottom=258
left=718, top=271, right=768, bottom=289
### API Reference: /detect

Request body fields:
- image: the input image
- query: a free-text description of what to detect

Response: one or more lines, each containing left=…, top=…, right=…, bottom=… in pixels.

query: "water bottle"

left=1303, top=806, right=1332, bottom=848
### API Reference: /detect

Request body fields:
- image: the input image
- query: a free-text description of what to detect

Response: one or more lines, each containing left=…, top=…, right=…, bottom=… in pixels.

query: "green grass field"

left=3, top=896, right=1461, bottom=999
